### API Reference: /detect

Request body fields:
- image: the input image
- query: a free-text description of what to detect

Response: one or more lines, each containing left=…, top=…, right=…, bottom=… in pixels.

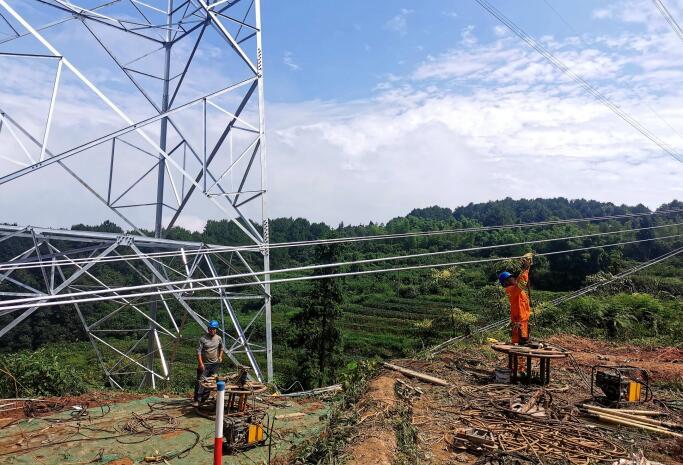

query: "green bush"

left=537, top=293, right=682, bottom=344
left=0, top=349, right=88, bottom=397
left=398, top=285, right=419, bottom=298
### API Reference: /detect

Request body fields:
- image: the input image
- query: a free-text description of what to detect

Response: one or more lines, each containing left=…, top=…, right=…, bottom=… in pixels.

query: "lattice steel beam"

left=0, top=0, right=272, bottom=385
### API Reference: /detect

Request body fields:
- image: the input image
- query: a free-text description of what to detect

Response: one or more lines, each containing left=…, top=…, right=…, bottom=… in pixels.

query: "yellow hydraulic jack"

left=591, top=365, right=652, bottom=405
left=223, top=413, right=267, bottom=454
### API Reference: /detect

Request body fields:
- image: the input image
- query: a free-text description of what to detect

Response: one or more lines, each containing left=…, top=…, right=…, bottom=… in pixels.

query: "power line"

left=0, top=233, right=680, bottom=312
left=540, top=0, right=580, bottom=36
left=1, top=221, right=681, bottom=282
left=652, top=0, right=683, bottom=43
left=429, top=245, right=683, bottom=354
left=473, top=0, right=683, bottom=163
left=541, top=0, right=683, bottom=142
left=550, top=245, right=683, bottom=304
left=3, top=207, right=682, bottom=271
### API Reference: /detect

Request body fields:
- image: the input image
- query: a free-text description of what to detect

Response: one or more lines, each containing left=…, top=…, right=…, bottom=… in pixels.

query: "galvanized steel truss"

left=0, top=0, right=273, bottom=386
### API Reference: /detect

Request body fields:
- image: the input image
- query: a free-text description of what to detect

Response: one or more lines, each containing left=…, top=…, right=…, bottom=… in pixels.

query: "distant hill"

left=411, top=197, right=682, bottom=225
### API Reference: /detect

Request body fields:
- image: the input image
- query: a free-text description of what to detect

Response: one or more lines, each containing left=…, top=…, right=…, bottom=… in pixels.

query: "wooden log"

left=581, top=405, right=681, bottom=429
left=586, top=411, right=682, bottom=437
left=383, top=362, right=450, bottom=386
left=274, top=412, right=306, bottom=420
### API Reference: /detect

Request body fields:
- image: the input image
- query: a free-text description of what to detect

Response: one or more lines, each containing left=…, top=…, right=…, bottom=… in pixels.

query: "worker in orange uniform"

left=498, top=253, right=534, bottom=345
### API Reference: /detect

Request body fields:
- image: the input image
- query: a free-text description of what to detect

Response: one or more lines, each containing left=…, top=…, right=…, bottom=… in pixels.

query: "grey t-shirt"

left=197, top=334, right=223, bottom=364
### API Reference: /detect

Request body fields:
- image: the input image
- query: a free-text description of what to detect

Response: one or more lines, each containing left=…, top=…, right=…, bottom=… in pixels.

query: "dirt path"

left=345, top=373, right=398, bottom=465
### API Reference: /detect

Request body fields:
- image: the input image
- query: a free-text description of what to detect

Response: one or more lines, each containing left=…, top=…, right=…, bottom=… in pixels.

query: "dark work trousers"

left=194, top=362, right=219, bottom=401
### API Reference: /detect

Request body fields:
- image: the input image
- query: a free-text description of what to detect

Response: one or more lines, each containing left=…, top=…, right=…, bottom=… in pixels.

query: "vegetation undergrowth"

left=393, top=404, right=420, bottom=465
left=1, top=198, right=681, bottom=394
left=292, top=359, right=379, bottom=465
left=0, top=349, right=88, bottom=397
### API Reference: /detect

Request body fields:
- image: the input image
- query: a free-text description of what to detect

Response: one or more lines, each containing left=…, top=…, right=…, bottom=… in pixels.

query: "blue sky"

left=260, top=0, right=682, bottom=224
left=0, top=0, right=682, bottom=229
left=263, top=1, right=644, bottom=101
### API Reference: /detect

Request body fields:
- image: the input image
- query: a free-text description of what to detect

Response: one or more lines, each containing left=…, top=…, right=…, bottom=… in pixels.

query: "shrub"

left=0, top=349, right=88, bottom=397
left=536, top=293, right=682, bottom=344
left=398, top=285, right=419, bottom=298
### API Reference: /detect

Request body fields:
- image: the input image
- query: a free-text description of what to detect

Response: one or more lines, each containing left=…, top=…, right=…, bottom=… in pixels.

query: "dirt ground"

left=345, top=373, right=400, bottom=465
left=345, top=336, right=683, bottom=465
left=548, top=334, right=683, bottom=383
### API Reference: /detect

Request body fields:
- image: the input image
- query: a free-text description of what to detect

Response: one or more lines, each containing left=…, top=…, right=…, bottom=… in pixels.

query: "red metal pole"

left=214, top=380, right=225, bottom=465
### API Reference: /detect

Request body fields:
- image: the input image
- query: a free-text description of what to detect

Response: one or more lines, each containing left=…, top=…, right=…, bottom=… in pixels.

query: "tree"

left=289, top=242, right=344, bottom=388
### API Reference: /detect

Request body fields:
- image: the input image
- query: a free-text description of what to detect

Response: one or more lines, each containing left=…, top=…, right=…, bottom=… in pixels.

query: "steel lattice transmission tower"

left=0, top=0, right=274, bottom=387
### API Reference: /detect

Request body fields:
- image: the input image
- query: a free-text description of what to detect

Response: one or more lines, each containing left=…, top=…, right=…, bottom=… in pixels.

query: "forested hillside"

left=1, top=197, right=682, bottom=392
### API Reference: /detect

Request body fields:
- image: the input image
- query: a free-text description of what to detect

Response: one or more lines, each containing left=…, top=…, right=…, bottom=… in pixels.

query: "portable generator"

left=591, top=365, right=651, bottom=405
left=222, top=411, right=267, bottom=454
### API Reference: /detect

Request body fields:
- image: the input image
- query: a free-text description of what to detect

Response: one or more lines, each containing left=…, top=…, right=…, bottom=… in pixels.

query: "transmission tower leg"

left=264, top=250, right=273, bottom=382
left=254, top=0, right=273, bottom=383
left=145, top=0, right=174, bottom=388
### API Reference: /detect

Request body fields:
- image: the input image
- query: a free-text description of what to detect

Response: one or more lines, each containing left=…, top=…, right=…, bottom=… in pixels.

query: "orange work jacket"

left=505, top=269, right=531, bottom=322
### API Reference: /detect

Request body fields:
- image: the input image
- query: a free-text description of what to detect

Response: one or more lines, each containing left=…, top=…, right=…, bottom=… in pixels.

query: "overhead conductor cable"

left=1, top=207, right=682, bottom=271
left=0, top=225, right=680, bottom=307
left=0, top=232, right=680, bottom=311
left=429, top=245, right=683, bottom=354
left=473, top=0, right=683, bottom=163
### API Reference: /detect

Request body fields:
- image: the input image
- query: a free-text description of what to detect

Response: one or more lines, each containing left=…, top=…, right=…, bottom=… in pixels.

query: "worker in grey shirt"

left=193, top=319, right=223, bottom=406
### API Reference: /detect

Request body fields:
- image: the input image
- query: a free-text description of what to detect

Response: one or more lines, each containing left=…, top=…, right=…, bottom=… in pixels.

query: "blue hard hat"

left=498, top=271, right=512, bottom=286
left=209, top=320, right=220, bottom=329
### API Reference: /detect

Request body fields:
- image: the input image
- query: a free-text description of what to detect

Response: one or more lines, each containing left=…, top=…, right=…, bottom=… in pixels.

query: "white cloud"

left=1, top=1, right=682, bottom=229
left=266, top=81, right=681, bottom=224
left=461, top=25, right=477, bottom=46
left=592, top=8, right=612, bottom=19
left=592, top=0, right=683, bottom=32
left=384, top=8, right=414, bottom=36
left=262, top=25, right=683, bottom=224
left=493, top=25, right=507, bottom=37
left=172, top=215, right=207, bottom=232
left=283, top=51, right=300, bottom=71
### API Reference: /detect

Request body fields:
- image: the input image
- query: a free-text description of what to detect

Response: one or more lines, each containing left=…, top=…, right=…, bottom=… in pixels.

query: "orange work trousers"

left=511, top=320, right=529, bottom=344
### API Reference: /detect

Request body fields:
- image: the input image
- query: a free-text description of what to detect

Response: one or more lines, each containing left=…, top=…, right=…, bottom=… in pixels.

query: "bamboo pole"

left=585, top=411, right=682, bottom=437
left=580, top=405, right=662, bottom=416
left=383, top=363, right=450, bottom=386
left=581, top=405, right=681, bottom=429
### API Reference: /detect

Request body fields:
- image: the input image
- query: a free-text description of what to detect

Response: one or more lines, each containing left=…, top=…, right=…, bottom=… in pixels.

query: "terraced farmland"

left=339, top=294, right=459, bottom=357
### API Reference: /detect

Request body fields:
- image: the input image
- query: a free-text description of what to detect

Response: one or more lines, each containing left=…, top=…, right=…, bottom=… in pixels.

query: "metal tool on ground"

left=395, top=379, right=424, bottom=401
left=451, top=428, right=496, bottom=453
left=591, top=365, right=652, bottom=405
left=196, top=367, right=271, bottom=456
left=222, top=411, right=267, bottom=454
left=197, top=366, right=268, bottom=416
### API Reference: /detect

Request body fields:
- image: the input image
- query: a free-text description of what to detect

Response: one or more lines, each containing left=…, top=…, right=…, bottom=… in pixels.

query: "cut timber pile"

left=346, top=341, right=683, bottom=465
left=581, top=404, right=683, bottom=438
